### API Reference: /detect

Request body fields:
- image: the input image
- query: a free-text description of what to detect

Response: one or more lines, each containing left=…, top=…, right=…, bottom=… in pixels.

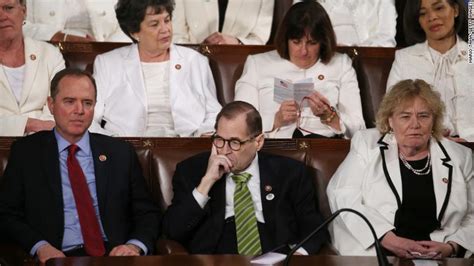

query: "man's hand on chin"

left=109, top=244, right=141, bottom=256
left=36, top=243, right=66, bottom=263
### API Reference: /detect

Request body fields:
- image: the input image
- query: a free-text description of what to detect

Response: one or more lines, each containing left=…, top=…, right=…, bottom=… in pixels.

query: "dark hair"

left=215, top=101, right=262, bottom=137
left=404, top=0, right=468, bottom=45
left=274, top=0, right=336, bottom=64
left=115, top=0, right=175, bottom=43
left=50, top=68, right=97, bottom=100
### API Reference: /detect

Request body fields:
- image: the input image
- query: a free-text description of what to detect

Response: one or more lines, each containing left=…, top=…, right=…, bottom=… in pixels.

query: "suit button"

left=99, top=11, right=106, bottom=16
left=49, top=11, right=55, bottom=16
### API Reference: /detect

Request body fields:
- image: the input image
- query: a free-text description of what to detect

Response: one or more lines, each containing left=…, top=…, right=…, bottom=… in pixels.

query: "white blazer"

left=387, top=39, right=474, bottom=141
left=172, top=0, right=274, bottom=44
left=23, top=0, right=130, bottom=42
left=0, top=37, right=65, bottom=136
left=235, top=50, right=365, bottom=138
left=293, top=0, right=396, bottom=47
left=327, top=129, right=474, bottom=256
left=90, top=44, right=222, bottom=137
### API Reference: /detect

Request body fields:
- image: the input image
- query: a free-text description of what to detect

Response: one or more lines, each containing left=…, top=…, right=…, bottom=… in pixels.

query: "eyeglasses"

left=211, top=134, right=257, bottom=151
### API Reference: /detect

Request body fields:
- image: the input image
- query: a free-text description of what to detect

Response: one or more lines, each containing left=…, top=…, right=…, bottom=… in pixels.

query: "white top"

left=2, top=65, right=25, bottom=104
left=63, top=0, right=93, bottom=37
left=235, top=50, right=365, bottom=138
left=141, top=61, right=177, bottom=137
left=293, top=0, right=397, bottom=47
left=387, top=38, right=474, bottom=141
left=429, top=45, right=458, bottom=136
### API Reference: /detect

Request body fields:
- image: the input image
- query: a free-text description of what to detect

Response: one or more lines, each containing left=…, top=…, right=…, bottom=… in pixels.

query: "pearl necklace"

left=399, top=152, right=432, bottom=176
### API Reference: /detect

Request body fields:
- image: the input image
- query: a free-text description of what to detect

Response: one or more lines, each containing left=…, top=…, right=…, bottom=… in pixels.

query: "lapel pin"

left=461, top=50, right=467, bottom=56
left=442, top=178, right=448, bottom=184
left=317, top=74, right=324, bottom=80
left=175, top=64, right=181, bottom=70
left=99, top=155, right=107, bottom=162
left=30, top=54, right=36, bottom=61
left=266, top=193, right=275, bottom=201
left=264, top=185, right=272, bottom=192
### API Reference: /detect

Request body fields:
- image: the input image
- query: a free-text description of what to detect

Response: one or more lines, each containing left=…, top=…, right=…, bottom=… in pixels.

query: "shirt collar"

left=54, top=129, right=91, bottom=156
left=230, top=153, right=260, bottom=183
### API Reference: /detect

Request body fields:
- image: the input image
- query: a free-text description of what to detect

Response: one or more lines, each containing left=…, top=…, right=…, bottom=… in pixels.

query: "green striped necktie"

left=232, top=172, right=262, bottom=256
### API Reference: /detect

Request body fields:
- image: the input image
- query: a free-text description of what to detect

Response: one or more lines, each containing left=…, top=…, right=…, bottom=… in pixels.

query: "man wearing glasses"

left=163, top=101, right=328, bottom=255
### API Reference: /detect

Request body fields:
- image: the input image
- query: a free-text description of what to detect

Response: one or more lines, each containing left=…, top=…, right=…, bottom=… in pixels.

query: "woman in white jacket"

left=90, top=0, right=221, bottom=137
left=235, top=1, right=365, bottom=139
left=23, top=0, right=129, bottom=42
left=387, top=0, right=472, bottom=141
left=293, top=0, right=397, bottom=47
left=328, top=79, right=473, bottom=258
left=172, top=0, right=274, bottom=45
left=1, top=0, right=65, bottom=136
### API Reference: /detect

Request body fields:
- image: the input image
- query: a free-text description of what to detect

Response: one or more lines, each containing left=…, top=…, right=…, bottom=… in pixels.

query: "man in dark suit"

left=163, top=101, right=328, bottom=255
left=0, top=68, right=160, bottom=263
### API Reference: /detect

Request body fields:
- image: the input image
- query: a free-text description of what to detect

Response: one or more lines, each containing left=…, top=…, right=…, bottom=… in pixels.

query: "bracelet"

left=63, top=33, right=68, bottom=42
left=320, top=106, right=337, bottom=124
left=447, top=242, right=457, bottom=257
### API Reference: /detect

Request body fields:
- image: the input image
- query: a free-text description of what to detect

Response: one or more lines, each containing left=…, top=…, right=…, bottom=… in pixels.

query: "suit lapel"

left=204, top=0, right=218, bottom=34
left=89, top=134, right=110, bottom=218
left=169, top=44, right=183, bottom=105
left=20, top=38, right=40, bottom=107
left=42, top=131, right=65, bottom=215
left=258, top=154, right=277, bottom=233
left=378, top=134, right=403, bottom=206
left=222, top=0, right=244, bottom=33
left=123, top=44, right=147, bottom=107
left=430, top=140, right=452, bottom=222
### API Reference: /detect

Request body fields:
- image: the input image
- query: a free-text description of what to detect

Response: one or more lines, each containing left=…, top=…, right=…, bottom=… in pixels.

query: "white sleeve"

left=235, top=55, right=276, bottom=132
left=360, top=0, right=397, bottom=47
left=386, top=50, right=403, bottom=92
left=89, top=54, right=114, bottom=135
left=336, top=55, right=366, bottom=138
left=194, top=55, right=222, bottom=136
left=238, top=1, right=274, bottom=45
left=171, top=0, right=191, bottom=44
left=327, top=131, right=395, bottom=249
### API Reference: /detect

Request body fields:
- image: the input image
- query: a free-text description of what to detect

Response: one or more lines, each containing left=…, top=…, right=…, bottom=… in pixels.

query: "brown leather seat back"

left=57, top=42, right=128, bottom=73
left=200, top=45, right=274, bottom=105
left=338, top=47, right=396, bottom=128
left=305, top=139, right=350, bottom=219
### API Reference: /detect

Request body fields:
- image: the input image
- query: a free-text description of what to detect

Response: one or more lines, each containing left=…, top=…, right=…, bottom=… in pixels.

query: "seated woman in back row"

left=90, top=0, right=222, bottom=137
left=387, top=0, right=472, bottom=141
left=235, top=1, right=365, bottom=139
left=1, top=0, right=65, bottom=136
left=328, top=79, right=473, bottom=258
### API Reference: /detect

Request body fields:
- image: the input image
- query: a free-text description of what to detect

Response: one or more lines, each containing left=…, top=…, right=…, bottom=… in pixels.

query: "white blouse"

left=2, top=65, right=26, bottom=104
left=141, top=61, right=177, bottom=137
left=429, top=45, right=459, bottom=136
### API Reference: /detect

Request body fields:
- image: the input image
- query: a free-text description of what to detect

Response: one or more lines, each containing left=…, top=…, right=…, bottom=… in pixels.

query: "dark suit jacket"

left=163, top=152, right=328, bottom=254
left=0, top=131, right=160, bottom=254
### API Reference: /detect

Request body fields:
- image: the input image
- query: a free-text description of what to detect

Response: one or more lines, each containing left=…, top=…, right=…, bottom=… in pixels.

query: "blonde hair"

left=376, top=79, right=445, bottom=139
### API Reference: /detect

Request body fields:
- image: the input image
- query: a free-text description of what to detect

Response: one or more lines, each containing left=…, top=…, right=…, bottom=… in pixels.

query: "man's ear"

left=47, top=96, right=54, bottom=115
left=255, top=133, right=265, bottom=151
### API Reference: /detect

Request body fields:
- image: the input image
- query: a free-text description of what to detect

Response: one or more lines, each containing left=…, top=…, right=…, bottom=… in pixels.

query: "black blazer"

left=163, top=152, right=328, bottom=254
left=0, top=131, right=160, bottom=254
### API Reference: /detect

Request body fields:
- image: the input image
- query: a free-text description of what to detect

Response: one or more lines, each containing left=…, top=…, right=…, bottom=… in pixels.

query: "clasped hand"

left=381, top=231, right=454, bottom=259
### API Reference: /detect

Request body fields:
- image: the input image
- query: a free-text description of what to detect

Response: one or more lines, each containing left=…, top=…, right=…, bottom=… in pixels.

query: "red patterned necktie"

left=67, top=144, right=105, bottom=256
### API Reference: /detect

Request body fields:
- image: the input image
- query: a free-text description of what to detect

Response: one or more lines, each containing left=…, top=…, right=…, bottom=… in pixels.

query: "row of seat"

left=0, top=136, right=472, bottom=262
left=56, top=42, right=396, bottom=129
